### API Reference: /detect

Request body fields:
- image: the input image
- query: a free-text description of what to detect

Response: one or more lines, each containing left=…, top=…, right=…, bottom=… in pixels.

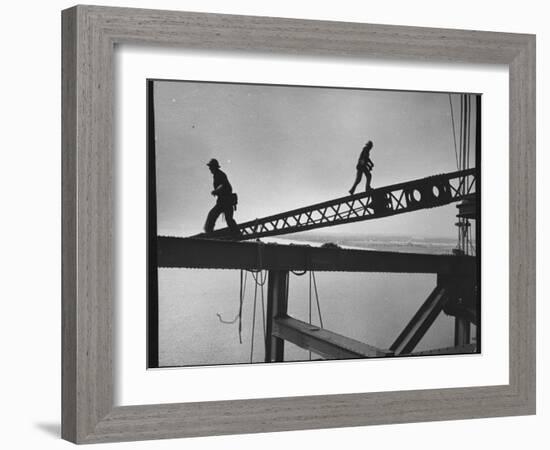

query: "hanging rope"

left=251, top=270, right=267, bottom=286
left=216, top=270, right=248, bottom=343
left=306, top=270, right=325, bottom=360
left=250, top=274, right=259, bottom=362
left=260, top=273, right=266, bottom=338
left=249, top=269, right=267, bottom=363
left=311, top=271, right=324, bottom=329
left=246, top=239, right=265, bottom=274
left=216, top=244, right=329, bottom=362
left=217, top=239, right=267, bottom=352
left=291, top=270, right=307, bottom=276
left=239, top=271, right=247, bottom=342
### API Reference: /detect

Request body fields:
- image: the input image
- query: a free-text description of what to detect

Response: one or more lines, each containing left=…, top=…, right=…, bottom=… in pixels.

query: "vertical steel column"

left=475, top=94, right=482, bottom=351
left=147, top=80, right=159, bottom=368
left=265, top=270, right=289, bottom=362
left=454, top=319, right=471, bottom=346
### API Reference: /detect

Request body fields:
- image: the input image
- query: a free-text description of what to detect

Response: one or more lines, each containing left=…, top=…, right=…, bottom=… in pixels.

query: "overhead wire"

left=466, top=94, right=473, bottom=172
left=459, top=94, right=464, bottom=171
left=453, top=93, right=474, bottom=256
left=448, top=94, right=460, bottom=170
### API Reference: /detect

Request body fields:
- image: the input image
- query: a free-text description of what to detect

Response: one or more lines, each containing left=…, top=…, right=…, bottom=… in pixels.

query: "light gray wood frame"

left=62, top=5, right=536, bottom=444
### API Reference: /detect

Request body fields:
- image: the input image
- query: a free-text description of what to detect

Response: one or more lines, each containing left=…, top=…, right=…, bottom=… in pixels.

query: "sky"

left=153, top=80, right=477, bottom=239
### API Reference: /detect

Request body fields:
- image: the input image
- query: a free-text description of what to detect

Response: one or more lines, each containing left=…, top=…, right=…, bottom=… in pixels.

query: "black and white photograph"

left=147, top=79, right=480, bottom=369
left=2, top=0, right=543, bottom=446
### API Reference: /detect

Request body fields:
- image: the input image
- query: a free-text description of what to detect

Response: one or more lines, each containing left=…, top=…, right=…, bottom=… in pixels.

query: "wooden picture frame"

left=61, top=5, right=535, bottom=444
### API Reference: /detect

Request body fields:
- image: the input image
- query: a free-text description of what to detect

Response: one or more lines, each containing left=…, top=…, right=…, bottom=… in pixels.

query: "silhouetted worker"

left=349, top=140, right=374, bottom=195
left=204, top=158, right=240, bottom=235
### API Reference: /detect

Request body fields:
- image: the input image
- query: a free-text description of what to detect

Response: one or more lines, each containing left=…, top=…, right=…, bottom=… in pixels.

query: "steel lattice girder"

left=204, top=168, right=476, bottom=240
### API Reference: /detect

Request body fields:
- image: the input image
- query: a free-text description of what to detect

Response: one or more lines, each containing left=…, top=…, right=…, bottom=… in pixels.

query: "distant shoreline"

left=260, top=233, right=464, bottom=255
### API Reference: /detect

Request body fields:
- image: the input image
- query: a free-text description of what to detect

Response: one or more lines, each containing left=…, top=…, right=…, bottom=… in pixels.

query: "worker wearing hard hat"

left=204, top=158, right=240, bottom=235
left=349, top=140, right=374, bottom=195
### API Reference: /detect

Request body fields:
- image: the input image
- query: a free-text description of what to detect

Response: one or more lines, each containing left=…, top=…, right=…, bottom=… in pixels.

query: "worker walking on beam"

left=204, top=158, right=240, bottom=235
left=349, top=140, right=374, bottom=195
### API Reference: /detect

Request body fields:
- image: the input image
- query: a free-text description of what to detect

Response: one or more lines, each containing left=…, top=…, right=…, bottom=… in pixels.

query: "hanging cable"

left=465, top=95, right=471, bottom=171
left=308, top=271, right=313, bottom=360
left=448, top=94, right=460, bottom=170
left=463, top=95, right=470, bottom=175
left=462, top=94, right=465, bottom=173
left=469, top=95, right=472, bottom=169
left=459, top=94, right=464, bottom=171
left=467, top=225, right=476, bottom=256
left=464, top=96, right=472, bottom=254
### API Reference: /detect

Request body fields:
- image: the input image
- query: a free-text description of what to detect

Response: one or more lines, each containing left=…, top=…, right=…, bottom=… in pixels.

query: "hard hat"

left=206, top=158, right=220, bottom=168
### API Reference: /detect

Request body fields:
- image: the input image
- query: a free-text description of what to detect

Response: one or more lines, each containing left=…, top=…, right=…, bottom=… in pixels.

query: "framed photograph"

left=148, top=80, right=481, bottom=369
left=62, top=5, right=535, bottom=444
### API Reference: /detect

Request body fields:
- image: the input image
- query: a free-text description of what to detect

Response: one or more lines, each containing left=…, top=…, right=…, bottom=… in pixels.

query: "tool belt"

left=356, top=161, right=373, bottom=171
left=217, top=192, right=238, bottom=210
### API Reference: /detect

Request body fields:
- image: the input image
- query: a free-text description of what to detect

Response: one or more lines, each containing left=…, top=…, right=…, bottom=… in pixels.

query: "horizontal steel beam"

left=157, top=237, right=476, bottom=274
left=273, top=316, right=392, bottom=359
left=409, top=343, right=477, bottom=356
